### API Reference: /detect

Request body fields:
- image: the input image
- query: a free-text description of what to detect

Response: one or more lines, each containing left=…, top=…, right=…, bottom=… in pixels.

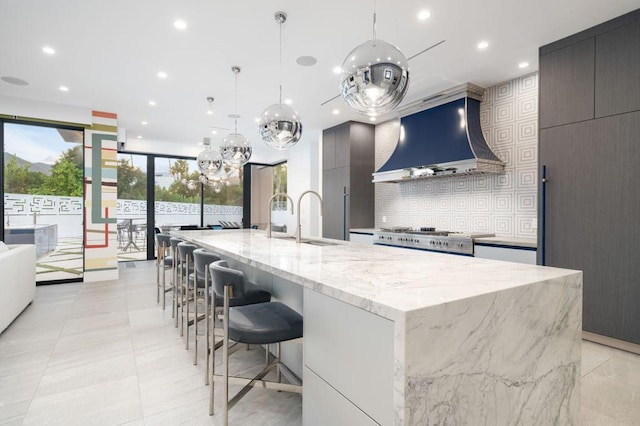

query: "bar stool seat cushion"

left=228, top=302, right=302, bottom=345
left=163, top=256, right=173, bottom=266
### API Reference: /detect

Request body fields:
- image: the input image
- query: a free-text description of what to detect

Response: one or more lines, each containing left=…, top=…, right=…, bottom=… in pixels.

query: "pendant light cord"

left=372, top=0, right=377, bottom=43
left=234, top=71, right=238, bottom=133
left=279, top=19, right=283, bottom=106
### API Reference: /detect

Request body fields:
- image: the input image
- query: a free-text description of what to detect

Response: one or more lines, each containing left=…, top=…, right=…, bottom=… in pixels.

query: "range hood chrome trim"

left=372, top=84, right=505, bottom=184
left=373, top=159, right=505, bottom=183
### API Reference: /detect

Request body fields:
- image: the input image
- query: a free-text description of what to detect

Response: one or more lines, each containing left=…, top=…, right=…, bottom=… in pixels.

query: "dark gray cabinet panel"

left=334, top=124, right=350, bottom=169
left=539, top=38, right=595, bottom=129
left=595, top=21, right=640, bottom=117
left=322, top=166, right=349, bottom=240
left=323, top=128, right=336, bottom=170
left=322, top=122, right=374, bottom=240
left=539, top=112, right=640, bottom=343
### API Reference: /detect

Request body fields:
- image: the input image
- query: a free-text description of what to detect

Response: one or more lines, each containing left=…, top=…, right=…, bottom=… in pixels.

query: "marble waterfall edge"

left=400, top=273, right=582, bottom=425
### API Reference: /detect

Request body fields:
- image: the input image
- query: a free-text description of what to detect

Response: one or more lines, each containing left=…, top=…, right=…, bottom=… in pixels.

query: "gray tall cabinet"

left=322, top=121, right=375, bottom=240
left=538, top=9, right=640, bottom=344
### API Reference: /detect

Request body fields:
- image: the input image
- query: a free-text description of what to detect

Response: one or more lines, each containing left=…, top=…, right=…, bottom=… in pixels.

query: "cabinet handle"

left=540, top=165, right=547, bottom=266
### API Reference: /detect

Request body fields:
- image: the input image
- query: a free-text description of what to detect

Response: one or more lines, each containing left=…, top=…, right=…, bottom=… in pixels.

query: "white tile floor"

left=1, top=261, right=300, bottom=425
left=1, top=260, right=640, bottom=425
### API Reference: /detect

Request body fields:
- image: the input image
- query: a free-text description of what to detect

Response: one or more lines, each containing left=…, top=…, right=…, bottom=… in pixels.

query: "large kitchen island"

left=173, top=229, right=582, bottom=426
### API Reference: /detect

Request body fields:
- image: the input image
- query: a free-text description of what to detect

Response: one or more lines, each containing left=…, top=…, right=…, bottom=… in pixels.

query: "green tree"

left=203, top=182, right=242, bottom=205
left=37, top=153, right=83, bottom=196
left=164, top=160, right=200, bottom=202
left=117, top=159, right=147, bottom=200
left=273, top=163, right=287, bottom=195
left=60, top=145, right=83, bottom=170
left=3, top=155, right=46, bottom=194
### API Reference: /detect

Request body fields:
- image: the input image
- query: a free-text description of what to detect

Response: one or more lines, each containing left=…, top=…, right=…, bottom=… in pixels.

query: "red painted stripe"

left=92, top=110, right=118, bottom=119
left=102, top=147, right=118, bottom=152
left=83, top=183, right=110, bottom=249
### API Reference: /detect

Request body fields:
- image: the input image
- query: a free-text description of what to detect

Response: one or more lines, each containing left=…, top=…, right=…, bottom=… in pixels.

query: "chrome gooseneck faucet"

left=296, top=190, right=323, bottom=243
left=267, top=193, right=294, bottom=238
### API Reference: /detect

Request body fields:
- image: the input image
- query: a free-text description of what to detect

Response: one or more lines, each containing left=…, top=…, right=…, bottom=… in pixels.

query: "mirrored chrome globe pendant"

left=220, top=131, right=251, bottom=166
left=340, top=10, right=409, bottom=116
left=259, top=103, right=302, bottom=150
left=220, top=66, right=252, bottom=166
left=197, top=138, right=223, bottom=176
left=259, top=11, right=303, bottom=150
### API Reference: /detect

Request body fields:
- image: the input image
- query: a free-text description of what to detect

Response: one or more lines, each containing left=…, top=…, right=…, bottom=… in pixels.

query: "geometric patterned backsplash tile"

left=374, top=73, right=538, bottom=238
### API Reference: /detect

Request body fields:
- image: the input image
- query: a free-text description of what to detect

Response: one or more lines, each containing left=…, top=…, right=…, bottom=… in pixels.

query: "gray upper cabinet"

left=595, top=21, right=640, bottom=118
left=539, top=38, right=595, bottom=129
left=322, top=122, right=375, bottom=240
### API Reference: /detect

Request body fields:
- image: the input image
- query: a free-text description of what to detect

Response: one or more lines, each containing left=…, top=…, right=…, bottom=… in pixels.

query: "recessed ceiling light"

left=284, top=98, right=292, bottom=105
left=333, top=66, right=342, bottom=74
left=369, top=116, right=377, bottom=122
left=42, top=46, right=55, bottom=55
left=207, top=110, right=213, bottom=116
left=254, top=118, right=261, bottom=123
left=148, top=100, right=157, bottom=106
left=174, top=19, right=187, bottom=30
left=332, top=109, right=340, bottom=115
left=518, top=61, right=530, bottom=69
left=59, top=85, right=69, bottom=92
left=137, top=135, right=143, bottom=139
left=157, top=71, right=167, bottom=79
left=296, top=56, right=317, bottom=66
left=141, top=121, right=148, bottom=125
left=211, top=130, right=218, bottom=134
left=1, top=76, right=29, bottom=86
left=418, top=10, right=432, bottom=21
left=477, top=40, right=489, bottom=50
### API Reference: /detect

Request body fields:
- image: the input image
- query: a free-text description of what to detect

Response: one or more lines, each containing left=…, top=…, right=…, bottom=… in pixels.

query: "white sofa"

left=0, top=244, right=36, bottom=333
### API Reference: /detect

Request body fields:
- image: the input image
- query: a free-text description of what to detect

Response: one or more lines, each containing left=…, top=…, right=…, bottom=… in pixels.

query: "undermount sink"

left=271, top=235, right=338, bottom=246
left=302, top=240, right=339, bottom=246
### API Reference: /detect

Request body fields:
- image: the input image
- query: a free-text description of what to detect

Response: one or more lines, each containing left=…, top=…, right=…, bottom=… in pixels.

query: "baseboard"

left=583, top=331, right=640, bottom=355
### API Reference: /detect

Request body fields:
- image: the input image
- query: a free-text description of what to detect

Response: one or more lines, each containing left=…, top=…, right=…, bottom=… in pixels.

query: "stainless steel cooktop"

left=373, top=228, right=494, bottom=256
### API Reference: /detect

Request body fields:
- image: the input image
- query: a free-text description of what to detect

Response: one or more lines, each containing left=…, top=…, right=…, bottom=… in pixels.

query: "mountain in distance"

left=3, top=152, right=53, bottom=176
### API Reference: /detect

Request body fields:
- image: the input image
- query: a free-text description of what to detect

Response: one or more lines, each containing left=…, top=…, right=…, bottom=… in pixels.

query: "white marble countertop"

left=474, top=236, right=537, bottom=249
left=173, top=229, right=577, bottom=321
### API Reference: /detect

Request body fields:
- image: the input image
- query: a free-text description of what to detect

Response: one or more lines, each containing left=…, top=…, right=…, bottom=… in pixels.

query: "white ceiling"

left=1, top=0, right=638, bottom=162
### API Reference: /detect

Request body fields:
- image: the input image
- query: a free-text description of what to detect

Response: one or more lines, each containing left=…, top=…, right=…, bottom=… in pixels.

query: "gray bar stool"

left=189, top=249, right=220, bottom=370
left=177, top=241, right=197, bottom=342
left=195, top=257, right=272, bottom=385
left=169, top=237, right=184, bottom=324
left=208, top=260, right=302, bottom=424
left=155, top=233, right=172, bottom=310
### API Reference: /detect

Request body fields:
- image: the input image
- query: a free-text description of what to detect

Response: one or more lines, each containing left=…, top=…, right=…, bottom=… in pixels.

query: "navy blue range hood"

left=372, top=85, right=505, bottom=183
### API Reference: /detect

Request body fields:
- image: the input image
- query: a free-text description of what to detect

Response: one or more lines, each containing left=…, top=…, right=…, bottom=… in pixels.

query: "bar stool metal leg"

left=180, top=256, right=191, bottom=349
left=222, top=285, right=230, bottom=426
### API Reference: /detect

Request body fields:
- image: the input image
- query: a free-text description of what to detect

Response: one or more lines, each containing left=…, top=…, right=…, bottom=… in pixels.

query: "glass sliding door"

left=154, top=157, right=201, bottom=232
left=116, top=153, right=148, bottom=261
left=203, top=166, right=243, bottom=228
left=2, top=121, right=84, bottom=283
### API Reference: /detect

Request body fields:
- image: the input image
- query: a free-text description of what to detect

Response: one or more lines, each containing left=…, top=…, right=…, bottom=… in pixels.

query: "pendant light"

left=259, top=11, right=302, bottom=150
left=197, top=137, right=223, bottom=179
left=340, top=1, right=409, bottom=116
left=220, top=66, right=252, bottom=167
